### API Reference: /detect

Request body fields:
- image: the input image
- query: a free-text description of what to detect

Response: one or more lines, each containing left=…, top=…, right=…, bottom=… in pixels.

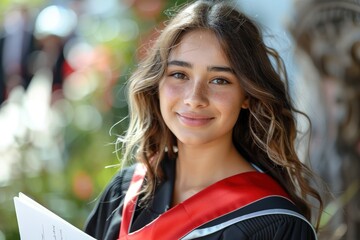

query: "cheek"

left=159, top=82, right=182, bottom=104
left=159, top=82, right=178, bottom=116
left=213, top=91, right=243, bottom=109
left=212, top=91, right=243, bottom=121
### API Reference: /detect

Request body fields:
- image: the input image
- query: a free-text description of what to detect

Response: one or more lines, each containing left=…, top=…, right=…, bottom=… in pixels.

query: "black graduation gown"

left=84, top=158, right=317, bottom=240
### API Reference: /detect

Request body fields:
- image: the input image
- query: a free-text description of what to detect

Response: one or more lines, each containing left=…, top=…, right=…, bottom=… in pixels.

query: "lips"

left=176, top=112, right=214, bottom=127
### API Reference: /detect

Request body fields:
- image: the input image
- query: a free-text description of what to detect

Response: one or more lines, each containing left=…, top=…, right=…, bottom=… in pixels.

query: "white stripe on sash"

left=181, top=209, right=318, bottom=240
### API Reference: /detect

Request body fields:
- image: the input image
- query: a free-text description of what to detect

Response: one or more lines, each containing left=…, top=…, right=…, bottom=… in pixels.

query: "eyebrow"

left=167, top=60, right=234, bottom=73
left=168, top=60, right=192, bottom=68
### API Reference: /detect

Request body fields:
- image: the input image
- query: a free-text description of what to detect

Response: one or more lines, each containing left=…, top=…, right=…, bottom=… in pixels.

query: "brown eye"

left=170, top=72, right=187, bottom=80
left=211, top=78, right=229, bottom=85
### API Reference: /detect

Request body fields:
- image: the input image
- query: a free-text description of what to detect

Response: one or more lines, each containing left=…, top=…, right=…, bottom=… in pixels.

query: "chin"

left=176, top=135, right=213, bottom=146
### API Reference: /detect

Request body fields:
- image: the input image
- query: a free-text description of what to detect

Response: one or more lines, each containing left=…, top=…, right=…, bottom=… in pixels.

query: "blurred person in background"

left=0, top=4, right=35, bottom=104
left=84, top=1, right=323, bottom=239
left=0, top=4, right=78, bottom=105
left=31, top=4, right=78, bottom=99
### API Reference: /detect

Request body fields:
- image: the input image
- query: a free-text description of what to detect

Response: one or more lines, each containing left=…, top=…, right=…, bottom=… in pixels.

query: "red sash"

left=119, top=164, right=290, bottom=240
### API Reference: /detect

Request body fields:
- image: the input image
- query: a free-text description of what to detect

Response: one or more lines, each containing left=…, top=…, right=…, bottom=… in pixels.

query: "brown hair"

left=118, top=0, right=323, bottom=229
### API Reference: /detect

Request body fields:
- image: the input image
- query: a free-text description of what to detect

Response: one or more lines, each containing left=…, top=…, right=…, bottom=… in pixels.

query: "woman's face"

left=159, top=29, right=248, bottom=146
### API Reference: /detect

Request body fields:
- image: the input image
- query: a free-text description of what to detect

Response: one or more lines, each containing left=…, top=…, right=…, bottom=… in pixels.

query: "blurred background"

left=0, top=0, right=358, bottom=239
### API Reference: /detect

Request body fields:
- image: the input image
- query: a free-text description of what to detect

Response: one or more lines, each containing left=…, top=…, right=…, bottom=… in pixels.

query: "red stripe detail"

left=119, top=164, right=147, bottom=239
left=119, top=164, right=289, bottom=240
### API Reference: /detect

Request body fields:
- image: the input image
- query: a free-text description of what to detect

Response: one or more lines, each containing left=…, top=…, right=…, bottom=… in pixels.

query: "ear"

left=241, top=96, right=249, bottom=109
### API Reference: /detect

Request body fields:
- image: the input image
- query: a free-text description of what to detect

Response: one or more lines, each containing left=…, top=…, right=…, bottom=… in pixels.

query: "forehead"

left=168, top=29, right=230, bottom=65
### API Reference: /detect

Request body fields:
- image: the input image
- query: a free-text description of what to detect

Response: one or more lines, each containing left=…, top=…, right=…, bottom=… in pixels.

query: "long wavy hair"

left=118, top=0, right=323, bottom=229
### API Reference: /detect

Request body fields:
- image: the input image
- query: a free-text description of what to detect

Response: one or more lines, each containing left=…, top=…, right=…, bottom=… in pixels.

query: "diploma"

left=14, top=193, right=95, bottom=240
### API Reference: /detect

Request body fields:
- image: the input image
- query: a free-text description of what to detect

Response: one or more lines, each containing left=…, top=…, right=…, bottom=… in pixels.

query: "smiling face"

left=159, top=29, right=249, bottom=147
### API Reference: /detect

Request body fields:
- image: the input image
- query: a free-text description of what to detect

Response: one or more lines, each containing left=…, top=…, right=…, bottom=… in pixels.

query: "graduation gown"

left=84, top=157, right=317, bottom=239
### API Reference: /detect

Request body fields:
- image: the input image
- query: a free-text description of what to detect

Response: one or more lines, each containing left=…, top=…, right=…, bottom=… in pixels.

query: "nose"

left=183, top=80, right=209, bottom=108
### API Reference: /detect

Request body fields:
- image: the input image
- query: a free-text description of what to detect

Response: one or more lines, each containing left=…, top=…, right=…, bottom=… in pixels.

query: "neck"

left=172, top=139, right=255, bottom=205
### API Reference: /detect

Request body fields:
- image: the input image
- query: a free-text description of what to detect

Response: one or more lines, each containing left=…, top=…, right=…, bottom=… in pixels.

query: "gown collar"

left=130, top=156, right=176, bottom=232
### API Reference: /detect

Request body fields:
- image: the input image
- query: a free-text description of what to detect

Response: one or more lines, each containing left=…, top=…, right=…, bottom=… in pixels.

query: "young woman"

left=85, top=0, right=323, bottom=239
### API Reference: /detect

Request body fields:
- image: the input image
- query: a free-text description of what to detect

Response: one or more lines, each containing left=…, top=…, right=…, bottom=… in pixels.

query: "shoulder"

left=93, top=164, right=136, bottom=205
left=219, top=213, right=317, bottom=240
left=104, top=164, right=137, bottom=198
left=84, top=164, right=136, bottom=239
left=186, top=196, right=317, bottom=240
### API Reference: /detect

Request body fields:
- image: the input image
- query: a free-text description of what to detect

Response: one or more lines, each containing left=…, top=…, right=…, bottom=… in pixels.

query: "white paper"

left=14, top=192, right=96, bottom=240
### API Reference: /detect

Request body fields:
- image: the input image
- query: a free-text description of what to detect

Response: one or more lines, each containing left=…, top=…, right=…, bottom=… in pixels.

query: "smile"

left=176, top=112, right=214, bottom=127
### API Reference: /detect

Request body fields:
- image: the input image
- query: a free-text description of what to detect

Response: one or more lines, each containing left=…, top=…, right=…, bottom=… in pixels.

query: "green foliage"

left=0, top=0, right=190, bottom=239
